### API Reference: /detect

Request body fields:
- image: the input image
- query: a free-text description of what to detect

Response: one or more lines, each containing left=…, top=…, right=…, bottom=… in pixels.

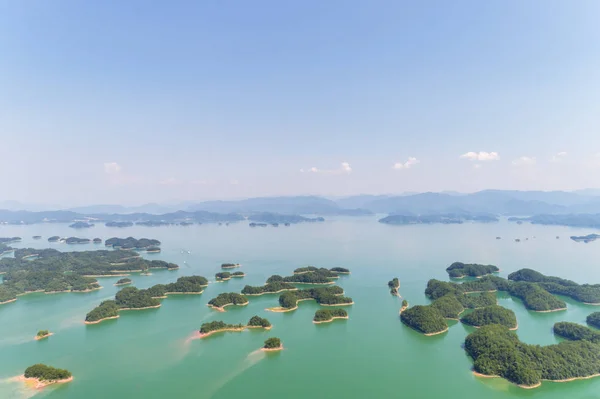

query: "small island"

left=241, top=281, right=297, bottom=296
left=198, top=316, right=272, bottom=338
left=221, top=263, right=241, bottom=269
left=268, top=286, right=351, bottom=312
left=93, top=238, right=102, bottom=244
left=65, top=237, right=91, bottom=244
left=146, top=246, right=161, bottom=253
left=47, top=236, right=60, bottom=242
left=400, top=299, right=408, bottom=313
left=313, top=308, right=348, bottom=324
left=17, top=364, right=73, bottom=389
left=216, top=271, right=245, bottom=281
left=262, top=337, right=283, bottom=352
left=570, top=234, right=600, bottom=243
left=388, top=277, right=400, bottom=296
left=32, top=236, right=42, bottom=240
left=69, top=221, right=94, bottom=229
left=446, top=262, right=499, bottom=278
left=460, top=305, right=517, bottom=330
left=114, top=278, right=132, bottom=286
left=35, top=330, right=53, bottom=340
left=207, top=292, right=249, bottom=311
left=401, top=305, right=448, bottom=335
left=330, top=267, right=350, bottom=274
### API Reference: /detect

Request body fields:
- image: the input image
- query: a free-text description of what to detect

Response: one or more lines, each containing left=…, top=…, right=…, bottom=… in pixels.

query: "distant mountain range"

left=4, top=190, right=600, bottom=222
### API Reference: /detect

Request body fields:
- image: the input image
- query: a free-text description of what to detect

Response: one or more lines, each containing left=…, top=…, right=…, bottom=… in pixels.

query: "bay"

left=1, top=217, right=600, bottom=398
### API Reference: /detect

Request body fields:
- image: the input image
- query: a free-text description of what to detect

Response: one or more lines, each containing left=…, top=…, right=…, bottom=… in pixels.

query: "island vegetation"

left=93, top=238, right=102, bottom=243
left=400, top=305, right=448, bottom=335
left=241, top=281, right=297, bottom=295
left=85, top=300, right=120, bottom=323
left=262, top=337, right=282, bottom=351
left=65, top=237, right=90, bottom=244
left=105, top=221, right=134, bottom=227
left=105, top=237, right=161, bottom=249
left=270, top=286, right=351, bottom=312
left=0, top=237, right=21, bottom=244
left=69, top=221, right=94, bottom=228
left=400, top=299, right=408, bottom=312
left=587, top=312, right=600, bottom=329
left=553, top=322, right=600, bottom=343
left=268, top=269, right=338, bottom=285
left=115, top=278, right=132, bottom=286
left=330, top=267, right=350, bottom=274
left=460, top=305, right=517, bottom=329
left=293, top=266, right=339, bottom=277
left=208, top=292, right=249, bottom=311
left=388, top=278, right=400, bottom=295
left=35, top=330, right=52, bottom=340
left=221, top=263, right=240, bottom=269
left=116, top=286, right=160, bottom=309
left=446, top=262, right=499, bottom=278
left=570, top=234, right=600, bottom=243
left=22, top=364, right=72, bottom=387
left=247, top=315, right=271, bottom=328
left=379, top=213, right=498, bottom=225
left=216, top=271, right=245, bottom=281
left=48, top=236, right=60, bottom=242
left=466, top=324, right=600, bottom=388
left=198, top=315, right=271, bottom=337
left=313, top=308, right=348, bottom=323
left=33, top=235, right=41, bottom=240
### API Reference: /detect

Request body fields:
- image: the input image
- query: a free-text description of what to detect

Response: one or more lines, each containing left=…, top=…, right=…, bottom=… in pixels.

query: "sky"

left=2, top=1, right=600, bottom=206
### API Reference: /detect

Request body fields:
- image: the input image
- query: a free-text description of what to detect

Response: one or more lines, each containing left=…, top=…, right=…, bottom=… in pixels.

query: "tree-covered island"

left=466, top=323, right=600, bottom=388
left=114, top=278, right=132, bottom=286
left=69, top=221, right=94, bottom=228
left=198, top=315, right=272, bottom=338
left=207, top=292, right=249, bottom=311
left=446, top=262, right=499, bottom=278
left=105, top=237, right=161, bottom=250
left=241, top=281, right=298, bottom=296
left=216, top=271, right=245, bottom=281
left=262, top=337, right=283, bottom=351
left=330, top=267, right=351, bottom=274
left=400, top=299, right=408, bottom=313
left=221, top=263, right=241, bottom=269
left=460, top=305, right=517, bottom=329
left=388, top=278, right=400, bottom=295
left=313, top=308, right=348, bottom=323
left=20, top=364, right=73, bottom=388
left=268, top=286, right=351, bottom=312
left=587, top=312, right=600, bottom=329
left=35, top=330, right=53, bottom=340
left=85, top=300, right=120, bottom=324
left=400, top=305, right=448, bottom=335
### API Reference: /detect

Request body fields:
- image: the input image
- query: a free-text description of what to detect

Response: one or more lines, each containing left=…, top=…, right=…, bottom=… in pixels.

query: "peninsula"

left=400, top=305, right=448, bottom=335
left=268, top=286, right=352, bottom=312
left=216, top=271, right=245, bottom=281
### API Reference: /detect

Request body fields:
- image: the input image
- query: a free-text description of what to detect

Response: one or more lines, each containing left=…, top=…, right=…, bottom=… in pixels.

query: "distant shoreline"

left=320, top=301, right=354, bottom=307
left=245, top=288, right=298, bottom=296
left=471, top=370, right=600, bottom=388
left=313, top=316, right=348, bottom=324
left=0, top=298, right=17, bottom=305
left=85, top=315, right=120, bottom=324
left=208, top=301, right=249, bottom=312
left=533, top=307, right=567, bottom=313
left=120, top=304, right=161, bottom=311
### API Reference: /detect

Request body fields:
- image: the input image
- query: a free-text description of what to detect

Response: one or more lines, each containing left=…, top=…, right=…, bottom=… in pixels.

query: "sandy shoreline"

left=0, top=298, right=17, bottom=305
left=114, top=282, right=132, bottom=286
left=399, top=303, right=409, bottom=314
left=34, top=332, right=54, bottom=340
left=85, top=315, right=120, bottom=324
left=462, top=289, right=497, bottom=294
left=423, top=327, right=449, bottom=336
left=320, top=301, right=354, bottom=306
left=465, top=322, right=518, bottom=331
left=198, top=327, right=246, bottom=338
left=164, top=291, right=203, bottom=295
left=584, top=302, right=600, bottom=306
left=244, top=288, right=298, bottom=296
left=13, top=374, right=74, bottom=389
left=208, top=301, right=249, bottom=312
left=289, top=281, right=335, bottom=285
left=83, top=274, right=130, bottom=278
left=45, top=286, right=103, bottom=294
left=313, top=316, right=349, bottom=324
left=472, top=370, right=600, bottom=388
left=261, top=346, right=283, bottom=352
left=533, top=307, right=567, bottom=313
left=120, top=304, right=161, bottom=310
left=266, top=306, right=298, bottom=312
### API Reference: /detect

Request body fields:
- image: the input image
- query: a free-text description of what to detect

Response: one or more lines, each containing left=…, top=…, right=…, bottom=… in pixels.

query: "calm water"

left=1, top=217, right=600, bottom=399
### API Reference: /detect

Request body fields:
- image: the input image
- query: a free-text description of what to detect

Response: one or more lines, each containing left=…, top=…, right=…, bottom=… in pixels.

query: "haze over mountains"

left=4, top=190, right=600, bottom=217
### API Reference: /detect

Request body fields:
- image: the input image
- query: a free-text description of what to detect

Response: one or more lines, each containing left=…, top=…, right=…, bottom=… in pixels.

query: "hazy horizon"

left=3, top=1, right=600, bottom=205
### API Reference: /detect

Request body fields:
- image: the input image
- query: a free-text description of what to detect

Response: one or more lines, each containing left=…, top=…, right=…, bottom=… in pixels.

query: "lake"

left=1, top=217, right=600, bottom=398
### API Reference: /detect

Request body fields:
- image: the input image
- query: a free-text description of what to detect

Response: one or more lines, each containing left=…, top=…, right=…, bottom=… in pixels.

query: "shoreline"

left=261, top=346, right=283, bottom=352
left=472, top=370, right=600, bottom=388
left=584, top=302, right=600, bottom=306
left=320, top=301, right=354, bottom=306
left=45, top=286, right=103, bottom=294
left=289, top=281, right=335, bottom=285
left=85, top=315, right=120, bottom=324
left=34, top=332, right=54, bottom=340
left=120, top=304, right=161, bottom=310
left=244, top=288, right=298, bottom=296
left=533, top=307, right=567, bottom=313
left=198, top=327, right=246, bottom=338
left=0, top=298, right=17, bottom=305
left=208, top=301, right=249, bottom=312
left=464, top=322, right=518, bottom=331
left=164, top=291, right=203, bottom=295
left=114, top=282, right=132, bottom=286
left=221, top=264, right=241, bottom=269
left=313, top=316, right=349, bottom=324
left=399, top=303, right=409, bottom=314
left=421, top=327, right=449, bottom=336
left=462, top=289, right=497, bottom=295
left=82, top=274, right=130, bottom=278
left=13, top=375, right=74, bottom=389
left=266, top=306, right=298, bottom=313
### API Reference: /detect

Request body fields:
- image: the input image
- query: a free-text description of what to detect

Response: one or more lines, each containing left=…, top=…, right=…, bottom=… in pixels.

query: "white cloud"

left=512, top=156, right=536, bottom=166
left=300, top=163, right=351, bottom=175
left=104, top=162, right=121, bottom=174
left=393, top=157, right=419, bottom=170
left=551, top=152, right=567, bottom=162
left=341, top=162, right=352, bottom=173
left=460, top=151, right=500, bottom=161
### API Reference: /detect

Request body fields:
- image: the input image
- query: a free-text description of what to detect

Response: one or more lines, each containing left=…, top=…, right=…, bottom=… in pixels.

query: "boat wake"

left=0, top=377, right=39, bottom=399
left=207, top=349, right=265, bottom=398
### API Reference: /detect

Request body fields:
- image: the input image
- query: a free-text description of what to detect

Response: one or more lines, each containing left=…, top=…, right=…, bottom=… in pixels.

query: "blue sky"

left=2, top=1, right=600, bottom=205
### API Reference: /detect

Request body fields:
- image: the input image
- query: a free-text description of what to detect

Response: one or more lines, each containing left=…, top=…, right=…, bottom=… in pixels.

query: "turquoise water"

left=1, top=217, right=600, bottom=398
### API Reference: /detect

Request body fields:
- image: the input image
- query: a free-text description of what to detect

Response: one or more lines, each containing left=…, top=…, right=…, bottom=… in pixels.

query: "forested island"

left=85, top=300, right=120, bottom=324
left=446, top=262, right=499, bottom=278
left=216, top=272, right=245, bottom=281
left=105, top=237, right=161, bottom=250
left=293, top=266, right=341, bottom=277
left=587, top=312, right=600, bottom=329
left=93, top=238, right=102, bottom=244
left=466, top=323, right=600, bottom=388
left=313, top=308, right=348, bottom=323
left=198, top=315, right=272, bottom=338
left=35, top=330, right=53, bottom=340
left=330, top=267, right=350, bottom=274
left=262, top=337, right=283, bottom=351
left=65, top=237, right=90, bottom=244
left=379, top=213, right=498, bottom=225
left=33, top=235, right=41, bottom=240
left=207, top=292, right=249, bottom=311
left=269, top=268, right=340, bottom=285
left=0, top=237, right=21, bottom=244
left=48, top=236, right=60, bottom=242
left=19, top=364, right=73, bottom=388
left=509, top=214, right=600, bottom=228
left=221, top=263, right=240, bottom=269
left=115, top=278, right=132, bottom=286
left=388, top=278, right=400, bottom=295
left=146, top=246, right=161, bottom=253
left=401, top=305, right=448, bottom=335
left=460, top=305, right=517, bottom=329
left=570, top=234, right=600, bottom=243
left=69, top=221, right=94, bottom=228
left=268, top=286, right=351, bottom=312
left=105, top=221, right=134, bottom=227
left=400, top=299, right=408, bottom=313
left=241, top=281, right=297, bottom=296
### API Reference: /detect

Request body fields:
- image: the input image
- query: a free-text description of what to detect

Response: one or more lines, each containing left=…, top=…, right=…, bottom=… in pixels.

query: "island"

left=197, top=316, right=271, bottom=338
left=313, top=308, right=348, bottom=324
left=330, top=267, right=350, bottom=274
left=293, top=266, right=339, bottom=277
left=65, top=237, right=90, bottom=244
left=379, top=213, right=498, bottom=225
left=570, top=234, right=600, bottom=243
left=221, top=263, right=241, bottom=269
left=0, top=237, right=21, bottom=244
left=35, top=330, right=53, bottom=340
left=69, top=221, right=94, bottom=228
left=93, top=238, right=102, bottom=244
left=270, top=269, right=338, bottom=285
left=18, top=364, right=73, bottom=389
left=262, top=337, right=283, bottom=351
left=268, top=286, right=351, bottom=312
left=146, top=246, right=161, bottom=253
left=105, top=221, right=134, bottom=227
left=509, top=214, right=600, bottom=229
left=400, top=299, right=408, bottom=313
left=216, top=272, right=245, bottom=281
left=207, top=292, right=249, bottom=311
left=136, top=221, right=171, bottom=227
left=388, top=277, right=400, bottom=296
left=466, top=324, right=600, bottom=388
left=114, top=278, right=132, bottom=286
left=241, top=281, right=297, bottom=296
left=460, top=305, right=517, bottom=329
left=249, top=212, right=324, bottom=225
left=105, top=237, right=161, bottom=250
left=554, top=321, right=600, bottom=343
left=400, top=305, right=448, bottom=335
left=587, top=312, right=600, bottom=329
left=32, top=235, right=41, bottom=240
left=47, top=236, right=60, bottom=242
left=446, top=262, right=499, bottom=278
